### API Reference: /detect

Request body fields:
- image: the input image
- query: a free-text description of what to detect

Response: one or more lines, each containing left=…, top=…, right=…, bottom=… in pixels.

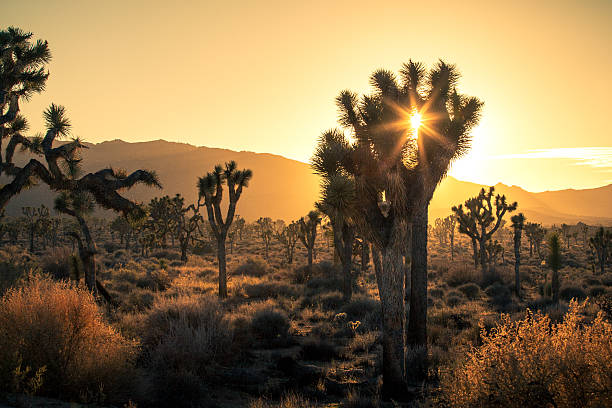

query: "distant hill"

left=3, top=139, right=611, bottom=225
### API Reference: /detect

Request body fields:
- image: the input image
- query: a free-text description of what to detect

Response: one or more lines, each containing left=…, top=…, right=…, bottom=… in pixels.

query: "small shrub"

left=446, top=265, right=478, bottom=287
left=0, top=275, right=136, bottom=403
left=446, top=295, right=463, bottom=307
left=251, top=307, right=290, bottom=343
left=559, top=285, right=587, bottom=302
left=429, top=288, right=445, bottom=299
left=136, top=269, right=171, bottom=291
left=301, top=338, right=338, bottom=361
left=243, top=282, right=298, bottom=299
left=249, top=392, right=316, bottom=408
left=589, top=286, right=607, bottom=298
left=234, top=257, right=269, bottom=277
left=479, top=268, right=505, bottom=289
left=442, top=301, right=612, bottom=407
left=485, top=282, right=512, bottom=309
left=39, top=247, right=73, bottom=280
left=151, top=249, right=181, bottom=261
left=457, top=283, right=481, bottom=300
left=339, top=297, right=380, bottom=320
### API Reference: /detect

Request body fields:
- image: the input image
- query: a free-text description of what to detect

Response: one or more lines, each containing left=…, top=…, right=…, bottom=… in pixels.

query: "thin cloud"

left=491, top=147, right=612, bottom=169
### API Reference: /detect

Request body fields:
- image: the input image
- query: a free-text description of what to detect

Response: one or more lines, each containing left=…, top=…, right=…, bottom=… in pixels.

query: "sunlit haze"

left=3, top=0, right=611, bottom=191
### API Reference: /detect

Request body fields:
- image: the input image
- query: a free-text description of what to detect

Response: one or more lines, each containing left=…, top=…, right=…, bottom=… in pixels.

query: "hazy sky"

left=3, top=0, right=611, bottom=192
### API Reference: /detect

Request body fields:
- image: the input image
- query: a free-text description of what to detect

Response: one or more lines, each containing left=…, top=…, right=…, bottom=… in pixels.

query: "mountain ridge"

left=4, top=139, right=611, bottom=225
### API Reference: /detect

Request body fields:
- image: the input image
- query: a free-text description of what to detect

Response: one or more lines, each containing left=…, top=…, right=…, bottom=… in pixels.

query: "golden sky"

left=3, top=0, right=611, bottom=192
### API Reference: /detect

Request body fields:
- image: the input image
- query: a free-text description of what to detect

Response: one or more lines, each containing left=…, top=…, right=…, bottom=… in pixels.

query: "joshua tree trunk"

left=471, top=238, right=478, bottom=267
left=180, top=237, right=188, bottom=263
left=408, top=206, right=428, bottom=352
left=514, top=235, right=521, bottom=297
left=479, top=237, right=488, bottom=271
left=217, top=235, right=228, bottom=298
left=552, top=268, right=559, bottom=304
left=335, top=223, right=354, bottom=301
left=378, top=239, right=407, bottom=398
left=361, top=240, right=370, bottom=273
left=75, top=215, right=97, bottom=296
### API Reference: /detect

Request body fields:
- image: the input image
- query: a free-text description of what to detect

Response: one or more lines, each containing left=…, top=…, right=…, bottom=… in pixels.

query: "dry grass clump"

left=234, top=256, right=270, bottom=277
left=0, top=274, right=136, bottom=403
left=39, top=247, right=74, bottom=280
left=445, top=265, right=478, bottom=287
left=443, top=300, right=612, bottom=407
left=249, top=392, right=317, bottom=408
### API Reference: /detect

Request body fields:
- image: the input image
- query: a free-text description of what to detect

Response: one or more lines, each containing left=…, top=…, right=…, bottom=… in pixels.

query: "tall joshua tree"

left=312, top=129, right=358, bottom=301
left=452, top=186, right=517, bottom=271
left=511, top=213, right=525, bottom=297
left=0, top=27, right=160, bottom=216
left=198, top=161, right=252, bottom=298
left=22, top=205, right=49, bottom=252
left=256, top=217, right=274, bottom=259
left=316, top=60, right=482, bottom=395
left=274, top=220, right=300, bottom=264
left=298, top=210, right=321, bottom=274
left=548, top=233, right=562, bottom=304
left=589, top=227, right=611, bottom=275
left=525, top=222, right=546, bottom=258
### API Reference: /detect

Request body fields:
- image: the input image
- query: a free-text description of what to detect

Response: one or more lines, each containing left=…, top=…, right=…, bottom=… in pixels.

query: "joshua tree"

left=256, top=217, right=274, bottom=259
left=168, top=194, right=203, bottom=263
left=511, top=213, right=525, bottom=297
left=432, top=218, right=448, bottom=247
left=274, top=221, right=300, bottom=264
left=548, top=233, right=562, bottom=304
left=1, top=28, right=159, bottom=215
left=234, top=215, right=246, bottom=241
left=316, top=60, right=482, bottom=394
left=298, top=210, right=321, bottom=274
left=561, top=223, right=571, bottom=250
left=589, top=227, right=611, bottom=275
left=445, top=215, right=457, bottom=260
left=452, top=186, right=517, bottom=271
left=577, top=222, right=589, bottom=247
left=21, top=205, right=49, bottom=252
left=312, top=130, right=358, bottom=301
left=149, top=195, right=177, bottom=247
left=525, top=222, right=546, bottom=258
left=198, top=161, right=252, bottom=298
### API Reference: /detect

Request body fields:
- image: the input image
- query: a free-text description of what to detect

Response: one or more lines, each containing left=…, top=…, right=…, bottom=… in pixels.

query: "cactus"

left=511, top=213, right=525, bottom=297
left=589, top=227, right=611, bottom=275
left=452, top=186, right=517, bottom=271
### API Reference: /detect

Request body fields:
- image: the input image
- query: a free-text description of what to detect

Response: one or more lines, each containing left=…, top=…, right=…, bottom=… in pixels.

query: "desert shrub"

left=345, top=331, right=378, bottom=355
left=429, top=288, right=445, bottom=299
left=339, top=297, right=380, bottom=320
left=306, top=276, right=344, bottom=294
left=442, top=301, right=612, bottom=407
left=120, top=289, right=155, bottom=312
left=151, top=249, right=181, bottom=261
left=301, top=338, right=338, bottom=361
left=191, top=241, right=215, bottom=255
left=559, top=285, right=587, bottom=302
left=292, top=265, right=312, bottom=284
left=446, top=265, right=478, bottom=287
left=0, top=274, right=136, bottom=403
left=136, top=269, right=171, bottom=291
left=251, top=307, right=290, bottom=343
left=588, top=285, right=607, bottom=297
left=584, top=277, right=602, bottom=286
left=342, top=389, right=380, bottom=408
left=485, top=282, right=512, bottom=309
left=234, top=256, right=270, bottom=277
left=457, top=283, right=481, bottom=300
left=141, top=295, right=236, bottom=405
left=601, top=273, right=612, bottom=286
left=249, top=392, right=316, bottom=408
left=446, top=294, right=464, bottom=307
left=39, top=247, right=74, bottom=280
left=103, top=241, right=121, bottom=253
left=479, top=268, right=505, bottom=289
left=0, top=248, right=37, bottom=294
left=243, top=282, right=298, bottom=299
left=113, top=249, right=128, bottom=259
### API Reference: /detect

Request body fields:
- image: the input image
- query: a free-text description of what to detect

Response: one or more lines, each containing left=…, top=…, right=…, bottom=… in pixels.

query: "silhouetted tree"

left=169, top=194, right=203, bottom=263
left=256, top=217, right=274, bottom=259
left=589, top=227, right=611, bottom=275
left=511, top=213, right=525, bottom=297
left=548, top=233, right=562, bottom=304
left=21, top=205, right=49, bottom=252
left=198, top=161, right=252, bottom=298
left=453, top=186, right=517, bottom=271
left=0, top=28, right=160, bottom=215
left=312, top=130, right=358, bottom=301
left=298, top=210, right=321, bottom=274
left=319, top=60, right=482, bottom=394
left=274, top=221, right=299, bottom=264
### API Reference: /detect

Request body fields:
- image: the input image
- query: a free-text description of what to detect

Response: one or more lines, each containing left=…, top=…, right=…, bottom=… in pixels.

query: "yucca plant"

left=315, top=60, right=482, bottom=395
left=511, top=213, right=525, bottom=297
left=298, top=210, right=321, bottom=275
left=548, top=233, right=562, bottom=304
left=589, top=227, right=611, bottom=275
left=198, top=161, right=252, bottom=298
